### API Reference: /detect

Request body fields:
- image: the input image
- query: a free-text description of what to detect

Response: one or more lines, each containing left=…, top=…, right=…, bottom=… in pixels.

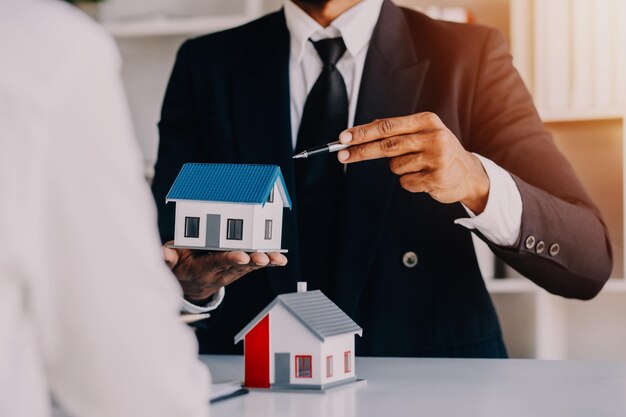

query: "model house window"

left=264, top=219, right=273, bottom=240
left=226, top=219, right=243, bottom=240
left=184, top=217, right=200, bottom=238
left=326, top=355, right=333, bottom=378
left=267, top=188, right=274, bottom=203
left=344, top=351, right=352, bottom=373
left=295, top=355, right=312, bottom=378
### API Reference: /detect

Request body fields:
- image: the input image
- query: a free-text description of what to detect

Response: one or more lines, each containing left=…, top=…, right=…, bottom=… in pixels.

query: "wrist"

left=181, top=287, right=226, bottom=314
left=462, top=153, right=490, bottom=214
left=184, top=289, right=219, bottom=305
left=185, top=290, right=218, bottom=305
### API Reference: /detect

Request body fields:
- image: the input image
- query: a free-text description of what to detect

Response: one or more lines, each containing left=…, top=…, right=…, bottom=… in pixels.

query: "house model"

left=165, top=163, right=291, bottom=252
left=234, top=282, right=363, bottom=391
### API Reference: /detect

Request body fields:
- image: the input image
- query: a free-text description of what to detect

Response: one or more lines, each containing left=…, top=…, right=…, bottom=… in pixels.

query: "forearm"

left=465, top=28, right=612, bottom=298
left=481, top=176, right=612, bottom=299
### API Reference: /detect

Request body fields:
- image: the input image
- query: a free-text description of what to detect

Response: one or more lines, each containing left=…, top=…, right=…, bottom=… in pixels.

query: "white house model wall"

left=175, top=200, right=253, bottom=249
left=252, top=184, right=284, bottom=250
left=173, top=183, right=284, bottom=251
left=268, top=304, right=356, bottom=387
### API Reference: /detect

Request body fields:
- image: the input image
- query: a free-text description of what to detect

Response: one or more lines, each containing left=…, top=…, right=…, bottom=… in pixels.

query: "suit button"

left=525, top=236, right=536, bottom=249
left=549, top=243, right=560, bottom=256
left=536, top=241, right=546, bottom=254
left=403, top=251, right=418, bottom=268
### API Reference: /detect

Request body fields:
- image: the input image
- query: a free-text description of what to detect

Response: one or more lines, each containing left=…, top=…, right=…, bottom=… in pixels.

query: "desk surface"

left=201, top=355, right=626, bottom=417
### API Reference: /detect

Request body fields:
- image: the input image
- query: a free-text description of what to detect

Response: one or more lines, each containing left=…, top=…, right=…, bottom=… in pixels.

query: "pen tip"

left=292, top=153, right=306, bottom=159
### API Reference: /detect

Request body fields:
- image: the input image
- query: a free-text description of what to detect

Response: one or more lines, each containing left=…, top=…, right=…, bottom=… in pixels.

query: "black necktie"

left=295, top=37, right=348, bottom=296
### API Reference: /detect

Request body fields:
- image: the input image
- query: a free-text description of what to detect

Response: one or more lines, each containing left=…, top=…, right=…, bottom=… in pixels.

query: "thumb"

left=162, top=241, right=179, bottom=269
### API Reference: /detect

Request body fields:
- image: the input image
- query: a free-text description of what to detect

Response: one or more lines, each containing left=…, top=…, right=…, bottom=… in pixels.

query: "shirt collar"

left=284, top=0, right=384, bottom=63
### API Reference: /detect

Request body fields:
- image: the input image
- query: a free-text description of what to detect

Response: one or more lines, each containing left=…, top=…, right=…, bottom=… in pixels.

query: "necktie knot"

left=311, top=37, right=347, bottom=68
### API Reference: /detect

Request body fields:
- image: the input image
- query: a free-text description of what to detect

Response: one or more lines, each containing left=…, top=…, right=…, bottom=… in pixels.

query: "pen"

left=292, top=141, right=350, bottom=159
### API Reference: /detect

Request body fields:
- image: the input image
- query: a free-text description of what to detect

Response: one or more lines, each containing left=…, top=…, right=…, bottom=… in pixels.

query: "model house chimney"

left=297, top=282, right=307, bottom=293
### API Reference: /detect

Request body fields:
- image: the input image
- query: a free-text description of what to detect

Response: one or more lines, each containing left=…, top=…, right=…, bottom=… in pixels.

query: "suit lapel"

left=334, top=1, right=431, bottom=315
left=232, top=11, right=300, bottom=295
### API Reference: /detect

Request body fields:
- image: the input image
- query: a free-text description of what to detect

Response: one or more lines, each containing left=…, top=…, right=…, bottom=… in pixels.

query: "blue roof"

left=166, top=163, right=292, bottom=208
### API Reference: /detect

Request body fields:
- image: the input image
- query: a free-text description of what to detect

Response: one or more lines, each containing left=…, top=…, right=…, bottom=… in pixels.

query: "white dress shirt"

left=284, top=0, right=522, bottom=247
left=0, top=1, right=210, bottom=416
left=285, top=0, right=384, bottom=145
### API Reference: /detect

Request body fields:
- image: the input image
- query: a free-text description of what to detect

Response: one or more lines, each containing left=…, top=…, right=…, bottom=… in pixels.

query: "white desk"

left=202, top=355, right=626, bottom=417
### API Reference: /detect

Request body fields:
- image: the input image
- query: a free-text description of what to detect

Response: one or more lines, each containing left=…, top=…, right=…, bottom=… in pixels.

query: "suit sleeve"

left=468, top=28, right=612, bottom=299
left=152, top=40, right=204, bottom=243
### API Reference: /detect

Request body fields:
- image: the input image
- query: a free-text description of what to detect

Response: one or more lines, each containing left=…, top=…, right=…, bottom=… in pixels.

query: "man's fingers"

left=267, top=252, right=288, bottom=266
left=208, top=251, right=251, bottom=267
left=399, top=171, right=431, bottom=193
left=220, top=252, right=287, bottom=283
left=389, top=153, right=429, bottom=176
left=339, top=112, right=442, bottom=146
left=249, top=252, right=270, bottom=266
left=338, top=133, right=426, bottom=164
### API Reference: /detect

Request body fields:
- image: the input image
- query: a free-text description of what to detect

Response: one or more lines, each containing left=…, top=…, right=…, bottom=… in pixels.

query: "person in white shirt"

left=0, top=1, right=210, bottom=416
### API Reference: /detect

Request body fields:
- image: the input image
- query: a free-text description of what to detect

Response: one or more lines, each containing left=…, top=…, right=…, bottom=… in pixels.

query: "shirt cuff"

left=180, top=287, right=226, bottom=314
left=454, top=153, right=522, bottom=247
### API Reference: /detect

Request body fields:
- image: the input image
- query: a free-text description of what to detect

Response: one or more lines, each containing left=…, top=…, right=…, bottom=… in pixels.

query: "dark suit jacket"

left=152, top=1, right=612, bottom=358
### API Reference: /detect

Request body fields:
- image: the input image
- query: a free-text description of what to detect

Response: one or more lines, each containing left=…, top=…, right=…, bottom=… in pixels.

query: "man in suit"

left=152, top=0, right=612, bottom=357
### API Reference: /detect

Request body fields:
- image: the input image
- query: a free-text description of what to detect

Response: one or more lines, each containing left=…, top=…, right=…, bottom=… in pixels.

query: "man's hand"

left=337, top=112, right=490, bottom=214
left=163, top=242, right=288, bottom=302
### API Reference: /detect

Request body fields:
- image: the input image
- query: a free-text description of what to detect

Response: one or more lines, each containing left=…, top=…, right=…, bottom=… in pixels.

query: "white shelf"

left=103, top=15, right=251, bottom=38
left=540, top=108, right=624, bottom=123
left=486, top=278, right=626, bottom=294
left=486, top=278, right=537, bottom=293
left=603, top=278, right=626, bottom=292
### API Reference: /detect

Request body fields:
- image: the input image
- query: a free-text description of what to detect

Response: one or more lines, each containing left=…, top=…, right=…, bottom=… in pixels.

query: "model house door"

left=274, top=353, right=290, bottom=385
left=205, top=214, right=220, bottom=248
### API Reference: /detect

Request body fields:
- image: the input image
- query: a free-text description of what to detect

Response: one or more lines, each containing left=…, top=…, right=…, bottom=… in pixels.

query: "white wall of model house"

left=320, top=334, right=356, bottom=385
left=173, top=183, right=284, bottom=250
left=174, top=200, right=253, bottom=248
left=268, top=304, right=356, bottom=387
left=268, top=304, right=320, bottom=386
left=252, top=185, right=284, bottom=250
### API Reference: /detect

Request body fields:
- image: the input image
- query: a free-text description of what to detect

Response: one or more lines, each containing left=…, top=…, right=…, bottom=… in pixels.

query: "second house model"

left=165, top=163, right=292, bottom=252
left=235, top=282, right=363, bottom=391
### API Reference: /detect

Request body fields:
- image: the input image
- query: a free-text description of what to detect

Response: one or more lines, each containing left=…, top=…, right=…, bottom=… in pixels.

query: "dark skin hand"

left=162, top=0, right=348, bottom=305
left=337, top=112, right=491, bottom=214
left=163, top=241, right=288, bottom=301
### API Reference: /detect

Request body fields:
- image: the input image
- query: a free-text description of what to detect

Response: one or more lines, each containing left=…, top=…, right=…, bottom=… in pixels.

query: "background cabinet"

left=93, top=0, right=625, bottom=359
